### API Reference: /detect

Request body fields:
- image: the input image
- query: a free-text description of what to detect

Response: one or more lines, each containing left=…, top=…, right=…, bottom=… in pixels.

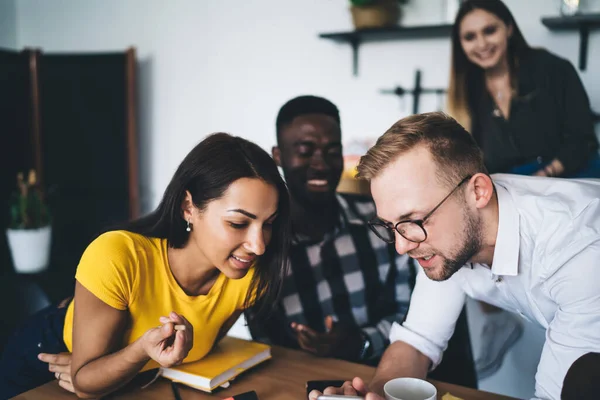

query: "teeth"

left=232, top=255, right=251, bottom=263
left=308, top=179, right=327, bottom=186
left=423, top=255, right=433, bottom=261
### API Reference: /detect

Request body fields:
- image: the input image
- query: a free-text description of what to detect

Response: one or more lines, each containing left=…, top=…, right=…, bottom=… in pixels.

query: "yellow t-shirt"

left=63, top=230, right=255, bottom=371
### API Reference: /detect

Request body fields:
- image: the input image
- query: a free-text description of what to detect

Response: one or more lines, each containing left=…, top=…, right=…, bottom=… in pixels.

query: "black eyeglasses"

left=368, top=175, right=472, bottom=244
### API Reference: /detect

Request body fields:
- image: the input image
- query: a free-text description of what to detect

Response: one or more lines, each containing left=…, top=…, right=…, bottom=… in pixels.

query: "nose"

left=245, top=227, right=266, bottom=256
left=309, top=149, right=328, bottom=171
left=394, top=231, right=419, bottom=255
left=475, top=34, right=487, bottom=50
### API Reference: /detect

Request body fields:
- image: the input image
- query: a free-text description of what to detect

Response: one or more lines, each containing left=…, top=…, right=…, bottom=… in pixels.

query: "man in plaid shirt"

left=246, top=95, right=412, bottom=364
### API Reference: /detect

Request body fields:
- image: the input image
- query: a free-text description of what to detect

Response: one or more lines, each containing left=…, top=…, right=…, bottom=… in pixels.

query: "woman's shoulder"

left=524, top=48, right=574, bottom=72
left=87, top=230, right=161, bottom=257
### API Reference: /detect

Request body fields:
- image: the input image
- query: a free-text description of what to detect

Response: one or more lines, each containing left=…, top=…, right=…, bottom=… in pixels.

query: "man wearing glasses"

left=246, top=97, right=476, bottom=388
left=309, top=112, right=600, bottom=400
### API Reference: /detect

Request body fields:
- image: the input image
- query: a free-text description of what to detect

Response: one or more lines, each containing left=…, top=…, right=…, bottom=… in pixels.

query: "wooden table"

left=14, top=345, right=516, bottom=400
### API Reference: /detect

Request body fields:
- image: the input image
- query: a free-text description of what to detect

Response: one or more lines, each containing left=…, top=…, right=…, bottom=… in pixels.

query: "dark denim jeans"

left=0, top=304, right=67, bottom=399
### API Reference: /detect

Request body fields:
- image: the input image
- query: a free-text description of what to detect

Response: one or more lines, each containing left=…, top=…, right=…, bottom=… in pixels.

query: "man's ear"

left=471, top=173, right=494, bottom=210
left=272, top=146, right=282, bottom=167
left=181, top=190, right=194, bottom=221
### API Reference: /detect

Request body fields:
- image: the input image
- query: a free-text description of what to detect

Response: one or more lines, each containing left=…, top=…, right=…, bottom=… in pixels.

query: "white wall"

left=0, top=0, right=17, bottom=49
left=15, top=0, right=600, bottom=210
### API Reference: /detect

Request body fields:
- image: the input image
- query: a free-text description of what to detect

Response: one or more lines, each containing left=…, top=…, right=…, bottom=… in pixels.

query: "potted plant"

left=349, top=0, right=408, bottom=30
left=6, top=169, right=52, bottom=274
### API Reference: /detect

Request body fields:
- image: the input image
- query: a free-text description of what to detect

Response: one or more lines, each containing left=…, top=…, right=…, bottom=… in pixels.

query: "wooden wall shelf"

left=319, top=24, right=453, bottom=76
left=541, top=13, right=600, bottom=70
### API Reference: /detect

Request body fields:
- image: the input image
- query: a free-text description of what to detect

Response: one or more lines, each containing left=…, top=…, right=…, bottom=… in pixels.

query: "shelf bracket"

left=350, top=37, right=360, bottom=76
left=579, top=25, right=589, bottom=70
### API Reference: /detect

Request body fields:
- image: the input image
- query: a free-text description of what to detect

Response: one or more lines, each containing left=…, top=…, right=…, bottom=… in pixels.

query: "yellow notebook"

left=160, top=336, right=271, bottom=392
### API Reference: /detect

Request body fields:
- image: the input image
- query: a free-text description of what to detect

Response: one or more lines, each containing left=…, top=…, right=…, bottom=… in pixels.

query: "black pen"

left=171, top=381, right=183, bottom=400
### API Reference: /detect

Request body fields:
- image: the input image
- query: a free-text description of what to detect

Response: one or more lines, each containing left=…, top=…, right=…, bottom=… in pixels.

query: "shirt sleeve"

left=554, top=57, right=599, bottom=174
left=389, top=266, right=466, bottom=368
left=75, top=231, right=137, bottom=310
left=533, top=241, right=600, bottom=399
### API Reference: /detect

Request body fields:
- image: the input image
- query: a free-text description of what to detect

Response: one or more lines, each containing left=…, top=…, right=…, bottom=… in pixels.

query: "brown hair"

left=357, top=112, right=487, bottom=188
left=118, top=133, right=291, bottom=320
left=446, top=0, right=531, bottom=131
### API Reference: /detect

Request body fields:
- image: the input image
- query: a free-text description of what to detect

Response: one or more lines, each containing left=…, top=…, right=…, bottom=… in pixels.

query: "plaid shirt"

left=248, top=193, right=412, bottom=362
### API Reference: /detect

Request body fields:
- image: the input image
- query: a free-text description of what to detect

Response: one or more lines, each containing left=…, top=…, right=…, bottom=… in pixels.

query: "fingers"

left=324, top=315, right=334, bottom=332
left=323, top=380, right=351, bottom=395
left=39, top=353, right=72, bottom=375
left=160, top=312, right=194, bottom=353
left=352, top=376, right=369, bottom=393
left=57, top=376, right=75, bottom=393
left=366, top=393, right=385, bottom=400
left=38, top=353, right=71, bottom=365
left=54, top=371, right=72, bottom=384
left=292, top=323, right=318, bottom=339
left=171, top=330, right=187, bottom=365
left=296, top=332, right=317, bottom=354
left=47, top=361, right=71, bottom=374
left=54, top=370, right=75, bottom=393
left=308, top=389, right=323, bottom=400
left=159, top=322, right=175, bottom=339
left=342, top=380, right=360, bottom=395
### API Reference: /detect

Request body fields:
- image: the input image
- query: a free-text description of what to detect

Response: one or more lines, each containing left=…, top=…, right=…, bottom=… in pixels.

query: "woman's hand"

left=38, top=352, right=74, bottom=393
left=534, top=159, right=565, bottom=177
left=141, top=312, right=194, bottom=368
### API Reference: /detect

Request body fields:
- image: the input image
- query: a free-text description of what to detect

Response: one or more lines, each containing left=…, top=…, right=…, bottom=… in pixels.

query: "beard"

left=424, top=205, right=483, bottom=282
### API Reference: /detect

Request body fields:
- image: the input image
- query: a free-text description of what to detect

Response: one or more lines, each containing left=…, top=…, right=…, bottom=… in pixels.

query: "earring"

left=186, top=219, right=191, bottom=232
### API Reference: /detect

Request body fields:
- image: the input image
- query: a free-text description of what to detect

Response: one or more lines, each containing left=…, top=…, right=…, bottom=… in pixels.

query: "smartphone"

left=222, top=391, right=259, bottom=400
left=316, top=396, right=364, bottom=400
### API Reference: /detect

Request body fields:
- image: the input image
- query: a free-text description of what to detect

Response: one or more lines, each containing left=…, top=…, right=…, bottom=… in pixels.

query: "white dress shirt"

left=389, top=174, right=600, bottom=400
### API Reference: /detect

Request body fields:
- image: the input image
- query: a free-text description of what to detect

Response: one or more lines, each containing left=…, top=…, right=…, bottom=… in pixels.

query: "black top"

left=469, top=48, right=598, bottom=175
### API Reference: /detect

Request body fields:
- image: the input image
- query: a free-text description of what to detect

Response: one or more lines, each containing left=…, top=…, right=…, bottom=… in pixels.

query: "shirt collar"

left=490, top=181, right=520, bottom=276
left=291, top=194, right=366, bottom=244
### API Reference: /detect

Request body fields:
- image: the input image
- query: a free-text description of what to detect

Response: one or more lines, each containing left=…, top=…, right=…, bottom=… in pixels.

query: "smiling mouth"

left=476, top=49, right=496, bottom=60
left=231, top=254, right=254, bottom=264
left=307, top=179, right=328, bottom=187
left=410, top=253, right=435, bottom=261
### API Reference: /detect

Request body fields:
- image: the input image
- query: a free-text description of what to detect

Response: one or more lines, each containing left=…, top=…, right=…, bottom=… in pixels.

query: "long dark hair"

left=121, top=133, right=290, bottom=319
left=447, top=0, right=531, bottom=131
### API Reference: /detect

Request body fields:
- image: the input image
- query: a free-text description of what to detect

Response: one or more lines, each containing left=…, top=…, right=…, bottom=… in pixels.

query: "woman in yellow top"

left=0, top=133, right=290, bottom=399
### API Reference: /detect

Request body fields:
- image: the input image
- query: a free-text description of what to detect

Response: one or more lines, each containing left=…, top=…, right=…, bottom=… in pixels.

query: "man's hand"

left=38, top=352, right=74, bottom=393
left=291, top=316, right=364, bottom=361
left=307, top=377, right=384, bottom=400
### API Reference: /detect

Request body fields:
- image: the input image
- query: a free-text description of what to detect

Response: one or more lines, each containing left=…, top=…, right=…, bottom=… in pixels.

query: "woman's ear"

left=181, top=190, right=194, bottom=221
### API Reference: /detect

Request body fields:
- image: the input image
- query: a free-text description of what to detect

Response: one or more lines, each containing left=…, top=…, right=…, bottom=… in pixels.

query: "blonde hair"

left=357, top=112, right=487, bottom=188
left=446, top=63, right=472, bottom=132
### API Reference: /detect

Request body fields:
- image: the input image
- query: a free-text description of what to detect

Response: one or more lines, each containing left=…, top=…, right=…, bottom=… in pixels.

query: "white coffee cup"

left=383, top=377, right=437, bottom=400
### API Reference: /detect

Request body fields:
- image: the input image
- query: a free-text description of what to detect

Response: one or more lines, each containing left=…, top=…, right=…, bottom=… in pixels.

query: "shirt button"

left=37, top=342, right=42, bottom=348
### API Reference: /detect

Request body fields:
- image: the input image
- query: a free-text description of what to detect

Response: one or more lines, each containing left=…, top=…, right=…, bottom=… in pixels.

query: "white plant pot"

left=6, top=225, right=52, bottom=274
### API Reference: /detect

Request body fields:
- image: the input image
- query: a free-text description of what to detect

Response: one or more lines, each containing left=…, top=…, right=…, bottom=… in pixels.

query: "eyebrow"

left=377, top=211, right=417, bottom=225
left=227, top=209, right=278, bottom=220
left=397, top=211, right=417, bottom=221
